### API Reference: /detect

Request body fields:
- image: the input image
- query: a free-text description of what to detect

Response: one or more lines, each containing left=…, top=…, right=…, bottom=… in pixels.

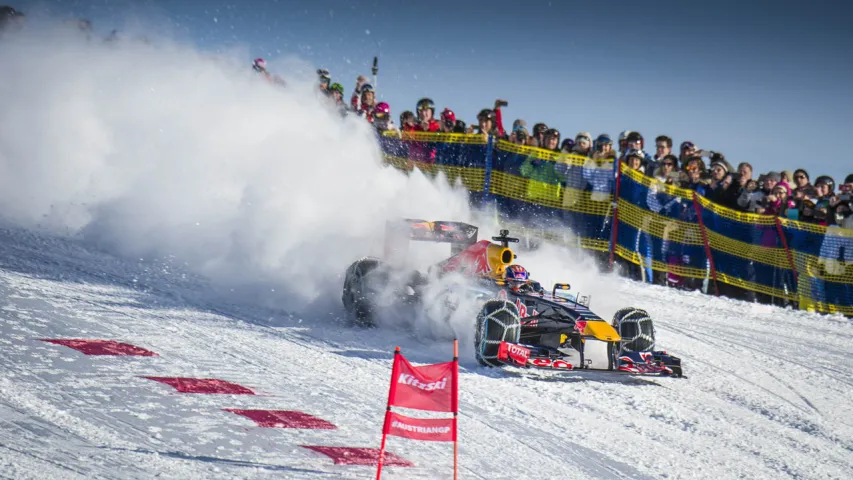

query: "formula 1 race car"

left=341, top=219, right=682, bottom=377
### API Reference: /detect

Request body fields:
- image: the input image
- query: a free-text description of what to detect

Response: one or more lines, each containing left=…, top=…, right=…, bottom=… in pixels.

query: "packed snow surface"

left=2, top=226, right=852, bottom=480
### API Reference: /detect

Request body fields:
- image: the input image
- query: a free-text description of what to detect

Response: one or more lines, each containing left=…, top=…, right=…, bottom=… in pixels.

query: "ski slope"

left=2, top=225, right=852, bottom=480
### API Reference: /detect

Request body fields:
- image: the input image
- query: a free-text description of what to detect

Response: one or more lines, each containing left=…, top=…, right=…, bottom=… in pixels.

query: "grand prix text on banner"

left=388, top=353, right=455, bottom=412
left=384, top=412, right=454, bottom=442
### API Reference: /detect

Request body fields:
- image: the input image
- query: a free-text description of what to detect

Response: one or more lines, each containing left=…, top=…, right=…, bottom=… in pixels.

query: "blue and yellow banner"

left=378, top=132, right=853, bottom=316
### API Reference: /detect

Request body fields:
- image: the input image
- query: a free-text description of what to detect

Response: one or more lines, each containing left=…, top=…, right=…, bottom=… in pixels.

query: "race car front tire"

left=474, top=300, right=521, bottom=367
left=612, top=307, right=656, bottom=353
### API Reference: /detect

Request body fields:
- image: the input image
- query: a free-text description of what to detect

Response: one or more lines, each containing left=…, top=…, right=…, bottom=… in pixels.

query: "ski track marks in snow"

left=1, top=226, right=852, bottom=479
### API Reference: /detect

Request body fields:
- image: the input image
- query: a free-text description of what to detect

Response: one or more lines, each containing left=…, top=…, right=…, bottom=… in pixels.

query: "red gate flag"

left=388, top=353, right=454, bottom=412
left=377, top=341, right=459, bottom=480
left=384, top=412, right=454, bottom=442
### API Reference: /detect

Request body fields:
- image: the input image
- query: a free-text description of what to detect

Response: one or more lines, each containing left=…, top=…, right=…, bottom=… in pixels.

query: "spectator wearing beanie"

left=758, top=181, right=793, bottom=217
left=739, top=171, right=780, bottom=213
left=708, top=158, right=739, bottom=207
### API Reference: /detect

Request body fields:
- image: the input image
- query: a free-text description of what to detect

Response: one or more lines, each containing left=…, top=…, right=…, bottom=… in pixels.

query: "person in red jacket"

left=414, top=98, right=440, bottom=132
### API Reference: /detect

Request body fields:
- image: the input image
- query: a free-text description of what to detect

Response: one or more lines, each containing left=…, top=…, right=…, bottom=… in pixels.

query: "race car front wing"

left=496, top=341, right=683, bottom=377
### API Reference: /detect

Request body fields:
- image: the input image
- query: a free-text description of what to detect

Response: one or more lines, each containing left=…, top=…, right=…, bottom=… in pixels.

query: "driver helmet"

left=505, top=265, right=529, bottom=284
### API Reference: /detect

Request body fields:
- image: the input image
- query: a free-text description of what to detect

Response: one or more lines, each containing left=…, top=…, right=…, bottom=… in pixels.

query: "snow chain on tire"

left=475, top=299, right=521, bottom=367
left=612, top=307, right=656, bottom=353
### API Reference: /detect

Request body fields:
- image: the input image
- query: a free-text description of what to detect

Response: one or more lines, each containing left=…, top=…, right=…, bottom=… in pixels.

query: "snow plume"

left=0, top=22, right=472, bottom=311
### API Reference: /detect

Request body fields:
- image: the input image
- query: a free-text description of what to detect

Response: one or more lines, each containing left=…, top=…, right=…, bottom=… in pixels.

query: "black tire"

left=474, top=300, right=521, bottom=367
left=612, top=307, right=656, bottom=352
left=342, top=258, right=383, bottom=327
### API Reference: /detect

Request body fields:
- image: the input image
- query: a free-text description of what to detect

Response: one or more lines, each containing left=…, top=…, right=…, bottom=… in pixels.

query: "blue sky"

left=15, top=0, right=853, bottom=183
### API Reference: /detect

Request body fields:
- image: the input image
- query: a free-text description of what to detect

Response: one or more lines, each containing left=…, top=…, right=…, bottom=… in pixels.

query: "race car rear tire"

left=474, top=300, right=521, bottom=367
left=612, top=307, right=656, bottom=353
left=342, top=258, right=382, bottom=327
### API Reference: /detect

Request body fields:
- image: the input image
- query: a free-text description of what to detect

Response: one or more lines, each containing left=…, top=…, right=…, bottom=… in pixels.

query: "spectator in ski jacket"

left=350, top=75, right=369, bottom=111
left=439, top=108, right=457, bottom=133
left=413, top=98, right=440, bottom=133
left=571, top=132, right=593, bottom=157
left=791, top=169, right=812, bottom=200
left=620, top=132, right=654, bottom=174
left=738, top=171, right=780, bottom=212
left=652, top=155, right=680, bottom=185
left=591, top=134, right=616, bottom=162
left=705, top=157, right=733, bottom=203
left=758, top=181, right=794, bottom=217
left=404, top=99, right=440, bottom=164
left=400, top=111, right=417, bottom=131
left=520, top=154, right=562, bottom=204
left=683, top=157, right=710, bottom=196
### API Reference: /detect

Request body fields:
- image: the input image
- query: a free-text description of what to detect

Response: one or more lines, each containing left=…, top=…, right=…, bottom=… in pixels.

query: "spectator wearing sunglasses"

left=706, top=157, right=733, bottom=202
left=560, top=138, right=576, bottom=153
left=652, top=154, right=683, bottom=185
left=683, top=157, right=710, bottom=196
left=791, top=169, right=812, bottom=200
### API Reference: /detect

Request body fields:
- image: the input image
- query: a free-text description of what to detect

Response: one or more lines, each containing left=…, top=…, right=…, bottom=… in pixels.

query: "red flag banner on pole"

left=384, top=412, right=454, bottom=442
left=389, top=354, right=454, bottom=412
left=377, top=341, right=459, bottom=480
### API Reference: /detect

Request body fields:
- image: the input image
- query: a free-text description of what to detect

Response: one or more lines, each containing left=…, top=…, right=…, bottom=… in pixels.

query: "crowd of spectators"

left=306, top=64, right=853, bottom=230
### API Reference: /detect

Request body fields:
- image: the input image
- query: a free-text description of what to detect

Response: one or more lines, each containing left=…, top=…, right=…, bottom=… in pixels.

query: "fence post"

left=775, top=217, right=799, bottom=301
left=479, top=135, right=495, bottom=212
left=691, top=193, right=720, bottom=296
left=608, top=162, right=624, bottom=271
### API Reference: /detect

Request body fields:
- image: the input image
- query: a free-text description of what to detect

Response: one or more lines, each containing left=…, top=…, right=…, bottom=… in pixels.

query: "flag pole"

left=376, top=346, right=401, bottom=480
left=452, top=339, right=459, bottom=480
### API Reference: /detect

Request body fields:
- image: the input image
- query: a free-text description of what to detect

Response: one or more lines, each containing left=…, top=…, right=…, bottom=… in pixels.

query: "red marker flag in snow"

left=384, top=412, right=454, bottom=442
left=388, top=354, right=454, bottom=413
left=377, top=341, right=459, bottom=480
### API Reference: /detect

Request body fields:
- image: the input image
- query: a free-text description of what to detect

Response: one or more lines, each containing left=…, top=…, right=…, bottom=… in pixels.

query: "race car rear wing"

left=384, top=219, right=479, bottom=263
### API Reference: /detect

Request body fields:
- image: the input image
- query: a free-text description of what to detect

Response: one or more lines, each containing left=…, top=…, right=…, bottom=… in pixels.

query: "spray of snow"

left=0, top=22, right=472, bottom=313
